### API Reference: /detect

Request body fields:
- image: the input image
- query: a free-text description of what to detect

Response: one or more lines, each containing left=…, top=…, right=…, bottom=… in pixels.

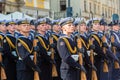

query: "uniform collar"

left=60, top=33, right=74, bottom=41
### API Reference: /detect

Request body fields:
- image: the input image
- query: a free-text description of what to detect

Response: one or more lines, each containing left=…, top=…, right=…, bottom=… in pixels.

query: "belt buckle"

left=71, top=55, right=79, bottom=62
left=47, top=51, right=51, bottom=56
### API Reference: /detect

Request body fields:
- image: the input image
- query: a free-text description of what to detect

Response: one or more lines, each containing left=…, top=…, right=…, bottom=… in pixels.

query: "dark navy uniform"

left=52, top=33, right=62, bottom=80
left=35, top=18, right=53, bottom=80
left=74, top=18, right=91, bottom=80
left=87, top=19, right=108, bottom=80
left=75, top=33, right=92, bottom=80
left=110, top=30, right=120, bottom=80
left=98, top=19, right=110, bottom=80
left=36, top=33, right=53, bottom=80
left=51, top=19, right=62, bottom=80
left=57, top=17, right=85, bottom=80
left=3, top=32, right=18, bottom=80
left=16, top=19, right=40, bottom=80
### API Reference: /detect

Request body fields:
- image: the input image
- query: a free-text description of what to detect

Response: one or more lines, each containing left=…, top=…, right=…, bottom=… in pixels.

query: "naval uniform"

left=57, top=34, right=81, bottom=80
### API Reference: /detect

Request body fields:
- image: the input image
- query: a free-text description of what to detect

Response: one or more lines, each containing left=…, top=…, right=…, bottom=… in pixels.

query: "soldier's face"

left=99, top=25, right=105, bottom=31
left=20, top=24, right=30, bottom=33
left=15, top=25, right=19, bottom=31
left=0, top=24, right=6, bottom=32
left=30, top=25, right=35, bottom=30
left=53, top=25, right=61, bottom=32
left=105, top=26, right=110, bottom=31
left=46, top=24, right=51, bottom=31
left=112, top=25, right=119, bottom=31
left=77, top=23, right=87, bottom=32
left=37, top=23, right=47, bottom=32
left=62, top=23, right=75, bottom=33
left=7, top=24, right=16, bottom=32
left=92, top=23, right=100, bottom=31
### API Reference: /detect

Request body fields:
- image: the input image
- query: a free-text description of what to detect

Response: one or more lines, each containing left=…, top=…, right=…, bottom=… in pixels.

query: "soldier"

left=51, top=19, right=62, bottom=80
left=2, top=20, right=18, bottom=80
left=0, top=20, right=7, bottom=79
left=87, top=18, right=108, bottom=80
left=74, top=18, right=96, bottom=80
left=98, top=19, right=119, bottom=80
left=57, top=17, right=86, bottom=80
left=35, top=18, right=54, bottom=80
left=110, top=19, right=120, bottom=80
left=16, top=19, right=40, bottom=80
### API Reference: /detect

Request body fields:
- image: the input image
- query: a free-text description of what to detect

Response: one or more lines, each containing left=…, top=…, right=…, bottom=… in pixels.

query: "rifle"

left=77, top=38, right=87, bottom=80
left=89, top=11, right=97, bottom=80
left=89, top=38, right=98, bottom=80
left=49, top=19, right=58, bottom=77
left=33, top=10, right=40, bottom=80
left=0, top=36, right=7, bottom=80
left=102, top=36, right=109, bottom=72
left=111, top=36, right=120, bottom=69
left=49, top=36, right=58, bottom=77
left=101, top=14, right=109, bottom=72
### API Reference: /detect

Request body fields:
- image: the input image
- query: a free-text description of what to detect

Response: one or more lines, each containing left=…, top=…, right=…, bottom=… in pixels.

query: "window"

left=60, top=0, right=66, bottom=11
left=6, top=12, right=11, bottom=14
left=84, top=0, right=87, bottom=12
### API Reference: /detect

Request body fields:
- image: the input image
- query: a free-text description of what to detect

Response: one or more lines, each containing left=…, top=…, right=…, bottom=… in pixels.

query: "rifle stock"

left=111, top=36, right=120, bottom=69
left=89, top=38, right=98, bottom=80
left=0, top=53, right=7, bottom=80
left=102, top=36, right=109, bottom=72
left=77, top=38, right=87, bottom=80
left=49, top=37, right=58, bottom=77
left=33, top=39, right=40, bottom=80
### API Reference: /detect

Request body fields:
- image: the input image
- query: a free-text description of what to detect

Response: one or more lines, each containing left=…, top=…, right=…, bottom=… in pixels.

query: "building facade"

left=0, top=0, right=120, bottom=20
left=21, top=0, right=50, bottom=18
left=0, top=0, right=50, bottom=17
left=50, top=0, right=120, bottom=21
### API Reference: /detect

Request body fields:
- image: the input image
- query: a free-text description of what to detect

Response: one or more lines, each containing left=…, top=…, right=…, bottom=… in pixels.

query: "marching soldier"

left=57, top=17, right=86, bottom=80
left=98, top=19, right=119, bottom=80
left=35, top=18, right=54, bottom=80
left=74, top=18, right=96, bottom=80
left=87, top=18, right=108, bottom=80
left=110, top=18, right=120, bottom=80
left=0, top=20, right=7, bottom=80
left=2, top=20, right=18, bottom=80
left=16, top=19, right=40, bottom=80
left=51, top=19, right=62, bottom=80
